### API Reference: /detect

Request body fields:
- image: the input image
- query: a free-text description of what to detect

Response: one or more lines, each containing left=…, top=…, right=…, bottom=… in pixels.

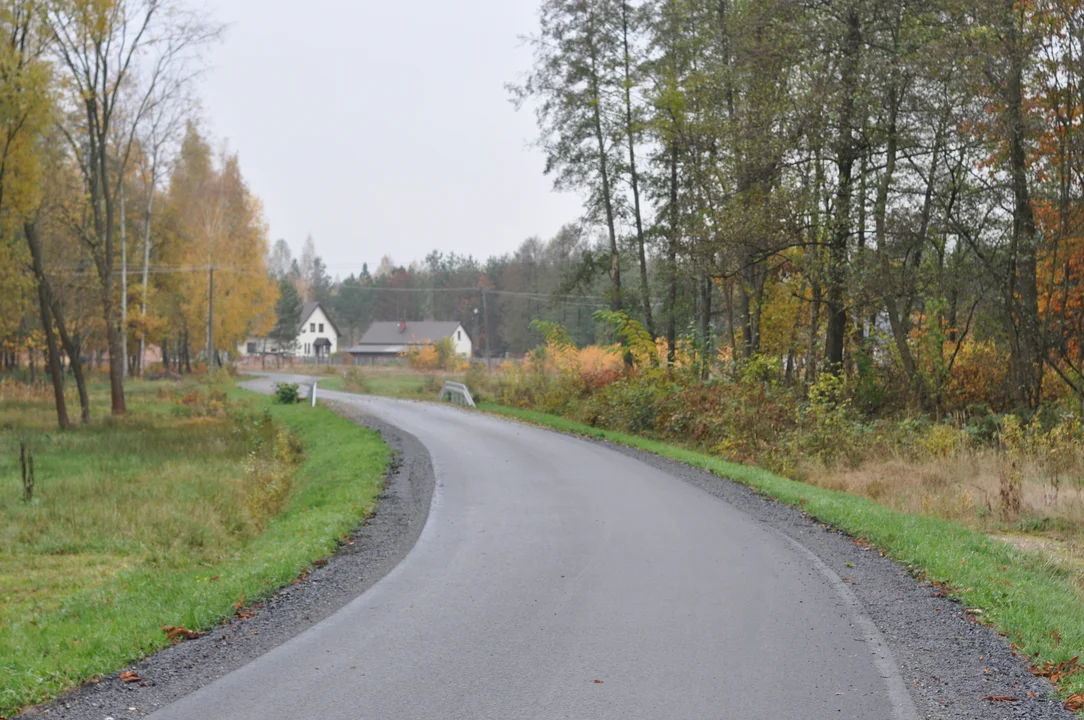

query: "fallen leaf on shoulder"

left=162, top=625, right=205, bottom=643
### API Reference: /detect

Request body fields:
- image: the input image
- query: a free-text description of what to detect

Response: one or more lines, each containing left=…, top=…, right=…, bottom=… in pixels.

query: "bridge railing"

left=439, top=381, right=476, bottom=408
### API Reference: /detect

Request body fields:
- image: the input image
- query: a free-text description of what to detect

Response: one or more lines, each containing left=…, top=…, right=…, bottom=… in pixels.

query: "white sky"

left=200, top=0, right=584, bottom=276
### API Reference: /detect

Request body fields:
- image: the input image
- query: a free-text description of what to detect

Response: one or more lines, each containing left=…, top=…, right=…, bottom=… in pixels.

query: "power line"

left=43, top=264, right=609, bottom=306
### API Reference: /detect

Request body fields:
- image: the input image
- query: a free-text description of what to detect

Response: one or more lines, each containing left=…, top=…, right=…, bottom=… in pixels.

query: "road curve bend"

left=150, top=379, right=917, bottom=720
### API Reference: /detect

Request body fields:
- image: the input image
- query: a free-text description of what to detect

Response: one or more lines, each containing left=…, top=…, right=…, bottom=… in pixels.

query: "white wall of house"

left=451, top=324, right=472, bottom=357
left=236, top=304, right=339, bottom=358
left=297, top=305, right=338, bottom=357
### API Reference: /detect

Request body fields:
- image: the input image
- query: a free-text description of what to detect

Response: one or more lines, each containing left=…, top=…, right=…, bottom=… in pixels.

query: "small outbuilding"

left=346, top=321, right=471, bottom=364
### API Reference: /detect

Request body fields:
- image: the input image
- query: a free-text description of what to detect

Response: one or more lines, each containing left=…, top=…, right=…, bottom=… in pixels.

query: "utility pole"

left=206, top=266, right=215, bottom=371
left=482, top=288, right=492, bottom=371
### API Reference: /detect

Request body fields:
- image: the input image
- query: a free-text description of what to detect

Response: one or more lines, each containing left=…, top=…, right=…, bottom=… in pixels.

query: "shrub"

left=343, top=367, right=369, bottom=393
left=918, top=423, right=971, bottom=458
left=172, top=387, right=231, bottom=418
left=404, top=338, right=460, bottom=371
left=578, top=369, right=676, bottom=435
left=464, top=362, right=490, bottom=401
left=230, top=408, right=303, bottom=529
left=797, top=373, right=863, bottom=468
left=405, top=344, right=441, bottom=371
left=272, top=382, right=301, bottom=404
left=943, top=340, right=1012, bottom=412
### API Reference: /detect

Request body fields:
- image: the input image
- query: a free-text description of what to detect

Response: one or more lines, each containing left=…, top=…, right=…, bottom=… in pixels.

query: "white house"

left=345, top=321, right=471, bottom=364
left=238, top=301, right=340, bottom=360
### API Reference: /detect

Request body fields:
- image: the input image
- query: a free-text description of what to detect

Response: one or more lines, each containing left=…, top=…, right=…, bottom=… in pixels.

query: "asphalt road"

left=148, top=377, right=918, bottom=720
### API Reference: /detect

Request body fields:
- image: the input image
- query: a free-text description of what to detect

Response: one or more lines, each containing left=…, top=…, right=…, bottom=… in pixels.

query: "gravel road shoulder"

left=17, top=405, right=434, bottom=720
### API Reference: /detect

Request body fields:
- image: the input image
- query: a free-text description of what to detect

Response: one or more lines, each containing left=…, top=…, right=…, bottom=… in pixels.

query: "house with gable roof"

left=237, top=301, right=341, bottom=360
left=345, top=320, right=471, bottom=364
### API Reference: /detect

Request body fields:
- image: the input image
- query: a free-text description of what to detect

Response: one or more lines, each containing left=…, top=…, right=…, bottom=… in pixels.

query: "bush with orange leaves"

left=941, top=340, right=1012, bottom=412
left=577, top=344, right=625, bottom=390
left=404, top=343, right=442, bottom=371
left=403, top=337, right=461, bottom=371
left=495, top=325, right=627, bottom=413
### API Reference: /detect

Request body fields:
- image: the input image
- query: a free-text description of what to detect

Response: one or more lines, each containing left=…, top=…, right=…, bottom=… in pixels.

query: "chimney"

left=398, top=320, right=407, bottom=333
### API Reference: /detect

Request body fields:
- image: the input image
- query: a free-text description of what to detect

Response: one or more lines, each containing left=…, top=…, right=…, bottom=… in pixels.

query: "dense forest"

left=510, top=0, right=1084, bottom=417
left=9, top=0, right=1084, bottom=426
left=305, top=0, right=1084, bottom=419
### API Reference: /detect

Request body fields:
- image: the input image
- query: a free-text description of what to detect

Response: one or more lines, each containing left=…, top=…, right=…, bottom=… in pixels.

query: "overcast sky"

left=200, top=0, right=583, bottom=278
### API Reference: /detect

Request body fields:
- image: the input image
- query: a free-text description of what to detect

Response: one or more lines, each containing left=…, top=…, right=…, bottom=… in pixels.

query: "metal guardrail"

left=439, top=381, right=476, bottom=408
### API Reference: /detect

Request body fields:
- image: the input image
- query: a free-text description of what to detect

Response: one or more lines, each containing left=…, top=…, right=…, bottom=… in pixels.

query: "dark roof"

left=299, top=301, right=340, bottom=338
left=350, top=321, right=465, bottom=349
left=313, top=337, right=332, bottom=348
left=298, top=301, right=319, bottom=331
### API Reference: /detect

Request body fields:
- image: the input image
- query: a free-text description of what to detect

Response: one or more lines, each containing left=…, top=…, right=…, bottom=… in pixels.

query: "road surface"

left=149, top=378, right=917, bottom=720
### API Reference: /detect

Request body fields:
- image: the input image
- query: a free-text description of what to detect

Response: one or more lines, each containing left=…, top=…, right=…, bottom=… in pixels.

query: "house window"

left=310, top=323, right=316, bottom=332
left=246, top=342, right=257, bottom=354
left=319, top=323, right=324, bottom=332
left=457, top=330, right=461, bottom=341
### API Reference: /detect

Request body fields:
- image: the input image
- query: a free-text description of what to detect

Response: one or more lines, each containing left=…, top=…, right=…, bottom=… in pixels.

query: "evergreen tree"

left=272, top=278, right=303, bottom=353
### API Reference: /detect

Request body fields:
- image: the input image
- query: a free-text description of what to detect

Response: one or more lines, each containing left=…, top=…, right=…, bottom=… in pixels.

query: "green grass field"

left=0, top=380, right=389, bottom=715
left=478, top=403, right=1084, bottom=707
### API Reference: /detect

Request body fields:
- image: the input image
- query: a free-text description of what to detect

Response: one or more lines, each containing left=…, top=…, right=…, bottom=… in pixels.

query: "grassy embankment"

left=0, top=379, right=388, bottom=716
left=478, top=402, right=1084, bottom=709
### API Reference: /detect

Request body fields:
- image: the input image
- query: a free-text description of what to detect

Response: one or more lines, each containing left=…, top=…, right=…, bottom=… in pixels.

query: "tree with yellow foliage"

left=165, top=124, right=276, bottom=367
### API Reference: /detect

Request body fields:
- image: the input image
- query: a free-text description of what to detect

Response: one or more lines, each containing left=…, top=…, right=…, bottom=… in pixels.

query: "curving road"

left=149, top=377, right=918, bottom=720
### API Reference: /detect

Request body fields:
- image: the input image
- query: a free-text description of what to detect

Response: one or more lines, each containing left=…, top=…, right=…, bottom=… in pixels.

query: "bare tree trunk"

left=785, top=281, right=808, bottom=384
left=700, top=269, right=713, bottom=380
left=586, top=17, right=622, bottom=311
left=48, top=293, right=90, bottom=423
left=666, top=144, right=679, bottom=362
left=825, top=5, right=862, bottom=373
left=206, top=266, right=215, bottom=371
left=806, top=280, right=822, bottom=384
left=872, top=47, right=922, bottom=396
left=1003, top=1, right=1043, bottom=408
left=26, top=220, right=70, bottom=430
left=724, top=277, right=737, bottom=361
left=620, top=0, right=652, bottom=334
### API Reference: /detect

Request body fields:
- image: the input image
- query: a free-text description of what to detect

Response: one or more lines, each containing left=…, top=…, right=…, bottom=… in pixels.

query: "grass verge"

left=479, top=402, right=1084, bottom=707
left=0, top=382, right=388, bottom=716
